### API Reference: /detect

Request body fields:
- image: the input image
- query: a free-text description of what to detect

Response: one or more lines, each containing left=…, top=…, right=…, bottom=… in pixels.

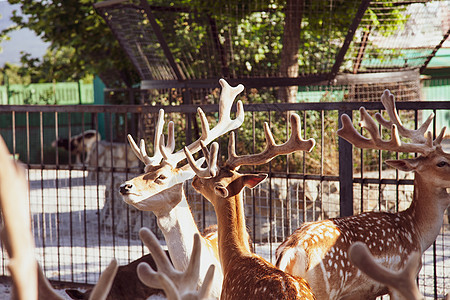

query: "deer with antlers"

left=275, top=90, right=450, bottom=299
left=0, top=136, right=118, bottom=300
left=119, top=79, right=245, bottom=298
left=183, top=113, right=317, bottom=299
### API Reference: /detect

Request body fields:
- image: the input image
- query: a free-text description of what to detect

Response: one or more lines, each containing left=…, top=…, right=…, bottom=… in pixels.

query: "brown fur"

left=191, top=168, right=316, bottom=300
left=66, top=253, right=170, bottom=300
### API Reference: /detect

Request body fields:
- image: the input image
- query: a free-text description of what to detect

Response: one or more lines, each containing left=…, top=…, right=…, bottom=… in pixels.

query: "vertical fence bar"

left=39, top=111, right=46, bottom=273
left=338, top=109, right=353, bottom=217
left=55, top=112, right=61, bottom=281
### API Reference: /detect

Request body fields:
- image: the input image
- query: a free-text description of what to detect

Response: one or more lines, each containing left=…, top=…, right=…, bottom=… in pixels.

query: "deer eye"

left=155, top=174, right=167, bottom=182
left=437, top=161, right=447, bottom=168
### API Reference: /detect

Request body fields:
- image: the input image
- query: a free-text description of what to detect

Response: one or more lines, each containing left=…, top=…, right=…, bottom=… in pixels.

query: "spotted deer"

left=119, top=79, right=245, bottom=298
left=275, top=90, right=450, bottom=299
left=348, top=242, right=422, bottom=300
left=0, top=136, right=118, bottom=300
left=184, top=113, right=317, bottom=299
left=137, top=227, right=215, bottom=300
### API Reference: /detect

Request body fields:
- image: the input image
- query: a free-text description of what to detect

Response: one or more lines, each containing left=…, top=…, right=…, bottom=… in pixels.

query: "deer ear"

left=214, top=185, right=229, bottom=198
left=385, top=159, right=420, bottom=172
left=243, top=174, right=267, bottom=189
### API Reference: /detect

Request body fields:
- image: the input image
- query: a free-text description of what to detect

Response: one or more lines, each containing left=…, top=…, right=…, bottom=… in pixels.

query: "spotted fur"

left=276, top=148, right=450, bottom=299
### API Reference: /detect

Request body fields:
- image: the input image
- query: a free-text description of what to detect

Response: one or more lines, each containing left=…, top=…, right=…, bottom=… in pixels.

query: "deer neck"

left=153, top=184, right=201, bottom=271
left=405, top=173, right=450, bottom=251
left=213, top=191, right=252, bottom=274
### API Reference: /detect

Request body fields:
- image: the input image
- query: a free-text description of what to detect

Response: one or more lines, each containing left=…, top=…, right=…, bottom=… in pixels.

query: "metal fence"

left=0, top=101, right=449, bottom=298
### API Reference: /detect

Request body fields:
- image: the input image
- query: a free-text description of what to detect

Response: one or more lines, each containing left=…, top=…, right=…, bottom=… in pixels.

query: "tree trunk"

left=278, top=0, right=304, bottom=103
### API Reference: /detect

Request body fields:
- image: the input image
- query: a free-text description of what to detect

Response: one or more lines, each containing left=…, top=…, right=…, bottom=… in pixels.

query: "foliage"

left=19, top=47, right=94, bottom=83
left=2, top=0, right=139, bottom=87
left=0, top=63, right=31, bottom=85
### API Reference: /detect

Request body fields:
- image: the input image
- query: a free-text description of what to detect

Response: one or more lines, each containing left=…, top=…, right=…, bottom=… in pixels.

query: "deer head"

left=119, top=79, right=245, bottom=212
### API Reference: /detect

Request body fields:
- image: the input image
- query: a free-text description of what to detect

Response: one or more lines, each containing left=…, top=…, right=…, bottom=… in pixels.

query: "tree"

left=2, top=0, right=139, bottom=88
left=0, top=63, right=31, bottom=85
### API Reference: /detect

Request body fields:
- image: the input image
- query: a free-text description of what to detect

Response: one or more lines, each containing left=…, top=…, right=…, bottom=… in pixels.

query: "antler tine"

left=226, top=113, right=315, bottom=170
left=184, top=141, right=219, bottom=178
left=163, top=79, right=245, bottom=167
left=127, top=109, right=166, bottom=168
left=348, top=242, right=423, bottom=300
left=160, top=121, right=176, bottom=161
left=88, top=259, right=118, bottom=300
left=375, top=89, right=433, bottom=144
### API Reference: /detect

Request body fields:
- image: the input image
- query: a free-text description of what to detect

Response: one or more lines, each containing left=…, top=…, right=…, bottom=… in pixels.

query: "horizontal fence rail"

left=0, top=102, right=448, bottom=298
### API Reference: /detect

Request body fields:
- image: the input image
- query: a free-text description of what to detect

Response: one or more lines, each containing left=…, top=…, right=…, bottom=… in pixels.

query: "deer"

left=348, top=242, right=423, bottom=300
left=183, top=112, right=317, bottom=299
left=137, top=227, right=215, bottom=300
left=119, top=78, right=245, bottom=298
left=275, top=89, right=450, bottom=299
left=0, top=135, right=118, bottom=300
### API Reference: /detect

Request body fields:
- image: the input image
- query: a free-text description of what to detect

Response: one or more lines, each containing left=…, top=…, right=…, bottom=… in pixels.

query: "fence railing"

left=0, top=101, right=448, bottom=298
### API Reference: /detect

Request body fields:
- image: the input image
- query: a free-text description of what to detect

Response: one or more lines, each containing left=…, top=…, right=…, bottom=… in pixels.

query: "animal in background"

left=52, top=129, right=101, bottom=164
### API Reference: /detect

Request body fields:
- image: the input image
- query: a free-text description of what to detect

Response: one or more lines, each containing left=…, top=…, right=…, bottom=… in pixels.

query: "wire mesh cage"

left=95, top=0, right=449, bottom=102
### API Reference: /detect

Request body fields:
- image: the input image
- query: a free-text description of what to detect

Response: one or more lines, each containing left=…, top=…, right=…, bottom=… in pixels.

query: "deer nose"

left=119, top=183, right=133, bottom=195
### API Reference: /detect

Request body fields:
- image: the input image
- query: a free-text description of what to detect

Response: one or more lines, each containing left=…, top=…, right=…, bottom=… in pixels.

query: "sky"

left=0, top=0, right=49, bottom=67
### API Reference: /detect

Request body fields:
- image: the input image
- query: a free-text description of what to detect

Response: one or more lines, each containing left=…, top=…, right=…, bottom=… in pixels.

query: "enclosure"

left=0, top=94, right=449, bottom=298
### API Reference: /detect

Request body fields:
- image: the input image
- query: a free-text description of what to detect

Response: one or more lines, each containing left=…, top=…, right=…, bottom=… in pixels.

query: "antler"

left=0, top=136, right=38, bottom=299
left=226, top=113, right=315, bottom=170
left=128, top=109, right=168, bottom=168
left=184, top=113, right=315, bottom=177
left=137, top=228, right=215, bottom=300
left=348, top=242, right=423, bottom=300
left=128, top=78, right=244, bottom=169
left=337, top=89, right=446, bottom=155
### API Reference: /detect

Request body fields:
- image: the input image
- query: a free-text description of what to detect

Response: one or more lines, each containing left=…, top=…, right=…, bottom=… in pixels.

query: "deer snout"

left=119, top=182, right=134, bottom=195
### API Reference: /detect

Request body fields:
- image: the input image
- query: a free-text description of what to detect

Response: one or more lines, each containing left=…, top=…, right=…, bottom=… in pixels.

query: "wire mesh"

left=95, top=0, right=449, bottom=83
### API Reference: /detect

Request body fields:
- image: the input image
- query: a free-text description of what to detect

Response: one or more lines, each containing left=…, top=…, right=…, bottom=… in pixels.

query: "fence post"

left=93, top=76, right=106, bottom=138
left=338, top=109, right=354, bottom=217
left=77, top=80, right=83, bottom=104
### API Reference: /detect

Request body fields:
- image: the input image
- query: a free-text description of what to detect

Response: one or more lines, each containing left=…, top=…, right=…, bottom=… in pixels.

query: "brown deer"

left=137, top=227, right=215, bottom=300
left=348, top=242, right=423, bottom=300
left=275, top=90, right=450, bottom=299
left=0, top=136, right=118, bottom=300
left=119, top=79, right=245, bottom=298
left=184, top=113, right=317, bottom=299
